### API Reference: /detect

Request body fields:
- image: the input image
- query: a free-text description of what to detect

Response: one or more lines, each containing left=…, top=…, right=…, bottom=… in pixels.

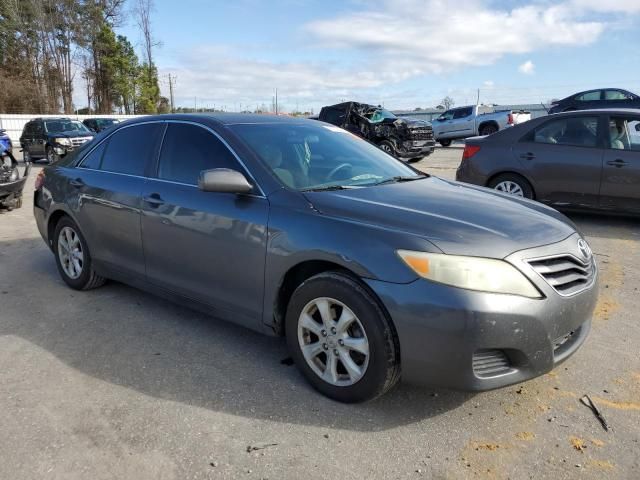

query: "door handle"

left=519, top=152, right=535, bottom=160
left=143, top=193, right=164, bottom=206
left=606, top=159, right=627, bottom=168
left=69, top=178, right=84, bottom=188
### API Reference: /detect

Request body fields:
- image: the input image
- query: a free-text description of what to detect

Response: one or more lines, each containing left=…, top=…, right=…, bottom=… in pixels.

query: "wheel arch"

left=486, top=171, right=536, bottom=199
left=46, top=207, right=83, bottom=251
left=478, top=120, right=499, bottom=134
left=272, top=260, right=392, bottom=338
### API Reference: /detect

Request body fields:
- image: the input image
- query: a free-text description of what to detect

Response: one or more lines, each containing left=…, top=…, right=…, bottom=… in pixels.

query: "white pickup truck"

left=431, top=105, right=531, bottom=146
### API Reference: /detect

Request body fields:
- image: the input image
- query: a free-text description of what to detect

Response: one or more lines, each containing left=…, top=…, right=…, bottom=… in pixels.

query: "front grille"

left=527, top=254, right=595, bottom=296
left=71, top=137, right=93, bottom=147
left=473, top=349, right=512, bottom=378
left=409, top=126, right=434, bottom=141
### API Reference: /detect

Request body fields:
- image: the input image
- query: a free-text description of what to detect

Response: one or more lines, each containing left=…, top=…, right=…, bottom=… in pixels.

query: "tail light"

left=462, top=145, right=481, bottom=160
left=507, top=113, right=514, bottom=125
left=34, top=170, right=45, bottom=190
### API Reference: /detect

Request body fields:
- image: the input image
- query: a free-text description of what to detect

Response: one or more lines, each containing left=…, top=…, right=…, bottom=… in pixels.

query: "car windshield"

left=367, top=108, right=397, bottom=123
left=231, top=122, right=424, bottom=191
left=45, top=120, right=91, bottom=133
left=96, top=119, right=118, bottom=128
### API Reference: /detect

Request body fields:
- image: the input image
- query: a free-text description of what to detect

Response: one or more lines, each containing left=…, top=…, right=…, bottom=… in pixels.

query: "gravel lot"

left=1, top=147, right=638, bottom=479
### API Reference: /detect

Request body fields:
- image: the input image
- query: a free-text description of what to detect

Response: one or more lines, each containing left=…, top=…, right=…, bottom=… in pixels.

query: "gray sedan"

left=33, top=114, right=598, bottom=402
left=456, top=109, right=640, bottom=213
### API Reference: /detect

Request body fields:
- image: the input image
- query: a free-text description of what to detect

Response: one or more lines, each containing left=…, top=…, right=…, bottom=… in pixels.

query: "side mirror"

left=198, top=168, right=253, bottom=194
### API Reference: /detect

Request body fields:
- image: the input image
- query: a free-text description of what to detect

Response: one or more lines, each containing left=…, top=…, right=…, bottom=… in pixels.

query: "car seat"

left=257, top=144, right=295, bottom=188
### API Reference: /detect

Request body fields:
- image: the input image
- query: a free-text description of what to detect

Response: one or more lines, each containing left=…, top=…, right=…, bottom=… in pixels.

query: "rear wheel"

left=479, top=124, right=498, bottom=136
left=439, top=139, right=452, bottom=147
left=53, top=217, right=106, bottom=290
left=285, top=272, right=400, bottom=403
left=488, top=173, right=534, bottom=199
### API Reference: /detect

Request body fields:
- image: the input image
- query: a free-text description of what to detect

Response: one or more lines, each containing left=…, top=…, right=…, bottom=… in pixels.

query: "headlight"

left=397, top=250, right=541, bottom=298
left=54, top=138, right=71, bottom=146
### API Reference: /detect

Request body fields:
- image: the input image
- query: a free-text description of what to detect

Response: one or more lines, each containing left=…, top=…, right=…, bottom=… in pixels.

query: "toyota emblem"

left=577, top=238, right=592, bottom=260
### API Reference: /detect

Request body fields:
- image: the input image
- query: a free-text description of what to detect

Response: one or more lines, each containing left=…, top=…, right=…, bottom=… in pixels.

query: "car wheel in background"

left=378, top=140, right=397, bottom=158
left=439, top=140, right=452, bottom=147
left=46, top=145, right=56, bottom=164
left=480, top=124, right=498, bottom=136
left=53, top=217, right=106, bottom=290
left=22, top=149, right=31, bottom=163
left=489, top=173, right=534, bottom=199
left=407, top=157, right=423, bottom=164
left=285, top=272, right=400, bottom=403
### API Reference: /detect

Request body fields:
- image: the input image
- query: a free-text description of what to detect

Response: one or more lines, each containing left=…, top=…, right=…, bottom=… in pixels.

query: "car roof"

left=548, top=108, right=640, bottom=116
left=120, top=113, right=314, bottom=127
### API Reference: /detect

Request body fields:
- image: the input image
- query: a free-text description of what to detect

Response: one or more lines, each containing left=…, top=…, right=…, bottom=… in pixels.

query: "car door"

left=599, top=113, right=640, bottom=212
left=71, top=122, right=164, bottom=278
left=140, top=121, right=269, bottom=328
left=31, top=121, right=46, bottom=157
left=450, top=107, right=474, bottom=136
left=432, top=109, right=455, bottom=138
left=20, top=122, right=34, bottom=155
left=512, top=114, right=604, bottom=207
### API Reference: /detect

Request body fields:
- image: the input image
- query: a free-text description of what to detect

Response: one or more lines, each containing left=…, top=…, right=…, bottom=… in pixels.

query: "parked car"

left=0, top=128, right=12, bottom=154
left=456, top=109, right=640, bottom=213
left=548, top=88, right=640, bottom=114
left=318, top=102, right=435, bottom=162
left=83, top=117, right=120, bottom=133
left=34, top=114, right=597, bottom=402
left=432, top=105, right=531, bottom=146
left=1, top=155, right=30, bottom=210
left=20, top=117, right=94, bottom=163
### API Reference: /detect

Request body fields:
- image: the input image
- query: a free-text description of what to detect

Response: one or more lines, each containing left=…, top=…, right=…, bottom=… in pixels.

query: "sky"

left=98, top=0, right=640, bottom=112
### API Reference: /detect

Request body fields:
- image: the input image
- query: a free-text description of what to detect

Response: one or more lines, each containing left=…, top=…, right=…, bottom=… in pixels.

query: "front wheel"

left=22, top=149, right=31, bottom=163
left=488, top=173, right=534, bottom=199
left=439, top=139, right=452, bottom=147
left=378, top=140, right=397, bottom=157
left=286, top=272, right=400, bottom=403
left=53, top=217, right=106, bottom=290
left=46, top=145, right=56, bottom=164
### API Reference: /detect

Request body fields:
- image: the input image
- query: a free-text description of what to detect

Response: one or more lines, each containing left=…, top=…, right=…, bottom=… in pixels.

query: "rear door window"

left=157, top=123, right=240, bottom=185
left=608, top=116, right=640, bottom=151
left=604, top=90, right=632, bottom=100
left=100, top=123, right=163, bottom=176
left=533, top=117, right=599, bottom=148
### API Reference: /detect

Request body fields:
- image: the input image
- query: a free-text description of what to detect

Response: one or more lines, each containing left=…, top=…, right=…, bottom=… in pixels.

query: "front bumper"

left=365, top=234, right=598, bottom=391
left=398, top=140, right=436, bottom=159
left=0, top=164, right=30, bottom=208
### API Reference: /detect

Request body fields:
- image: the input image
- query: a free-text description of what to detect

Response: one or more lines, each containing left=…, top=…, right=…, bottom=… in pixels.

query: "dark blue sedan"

left=33, top=114, right=598, bottom=402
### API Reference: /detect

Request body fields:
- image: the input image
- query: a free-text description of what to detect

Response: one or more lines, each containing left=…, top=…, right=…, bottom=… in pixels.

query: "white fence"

left=0, top=114, right=145, bottom=145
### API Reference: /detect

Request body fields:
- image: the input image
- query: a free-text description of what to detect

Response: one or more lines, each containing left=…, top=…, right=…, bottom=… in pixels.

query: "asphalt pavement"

left=0, top=147, right=638, bottom=479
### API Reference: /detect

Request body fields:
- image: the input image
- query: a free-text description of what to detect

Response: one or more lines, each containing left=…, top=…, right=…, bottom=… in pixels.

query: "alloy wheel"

left=58, top=226, right=84, bottom=279
left=297, top=297, right=370, bottom=386
left=494, top=180, right=524, bottom=197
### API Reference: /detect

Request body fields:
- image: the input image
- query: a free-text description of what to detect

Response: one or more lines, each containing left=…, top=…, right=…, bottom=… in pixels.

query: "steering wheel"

left=327, top=163, right=352, bottom=181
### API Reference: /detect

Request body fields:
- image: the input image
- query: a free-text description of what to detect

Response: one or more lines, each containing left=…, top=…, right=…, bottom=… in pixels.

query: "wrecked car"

left=318, top=102, right=435, bottom=162
left=0, top=155, right=30, bottom=210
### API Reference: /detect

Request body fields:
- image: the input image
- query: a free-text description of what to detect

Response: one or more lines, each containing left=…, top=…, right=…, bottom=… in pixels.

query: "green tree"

left=136, top=62, right=160, bottom=114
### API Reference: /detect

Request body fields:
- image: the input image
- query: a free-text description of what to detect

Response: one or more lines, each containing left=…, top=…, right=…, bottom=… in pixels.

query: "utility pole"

left=167, top=74, right=176, bottom=113
left=476, top=88, right=480, bottom=106
left=275, top=88, right=278, bottom=115
left=194, top=96, right=197, bottom=112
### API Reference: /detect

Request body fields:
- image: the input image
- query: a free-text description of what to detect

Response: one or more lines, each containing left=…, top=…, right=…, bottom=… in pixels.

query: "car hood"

left=303, top=177, right=577, bottom=258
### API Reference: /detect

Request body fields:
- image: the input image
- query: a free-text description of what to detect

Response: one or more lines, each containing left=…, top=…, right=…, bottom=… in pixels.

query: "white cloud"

left=483, top=80, right=495, bottom=88
left=124, top=0, right=640, bottom=111
left=518, top=60, right=535, bottom=75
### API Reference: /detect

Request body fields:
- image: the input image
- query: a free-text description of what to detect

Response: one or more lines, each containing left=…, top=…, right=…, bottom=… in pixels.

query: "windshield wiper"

left=372, top=175, right=427, bottom=186
left=300, top=184, right=353, bottom=192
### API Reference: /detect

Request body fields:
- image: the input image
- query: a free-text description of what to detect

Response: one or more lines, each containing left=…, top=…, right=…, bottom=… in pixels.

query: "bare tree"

left=134, top=0, right=159, bottom=67
left=441, top=96, right=455, bottom=110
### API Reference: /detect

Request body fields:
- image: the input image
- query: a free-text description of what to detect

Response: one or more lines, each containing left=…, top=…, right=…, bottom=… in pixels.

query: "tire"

left=53, top=216, right=106, bottom=290
left=46, top=145, right=56, bottom=164
left=407, top=157, right=423, bottom=164
left=378, top=140, right=397, bottom=157
left=14, top=196, right=22, bottom=209
left=22, top=149, right=31, bottom=163
left=479, top=124, right=498, bottom=136
left=439, top=139, right=452, bottom=147
left=488, top=173, right=534, bottom=199
left=285, top=272, right=400, bottom=403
